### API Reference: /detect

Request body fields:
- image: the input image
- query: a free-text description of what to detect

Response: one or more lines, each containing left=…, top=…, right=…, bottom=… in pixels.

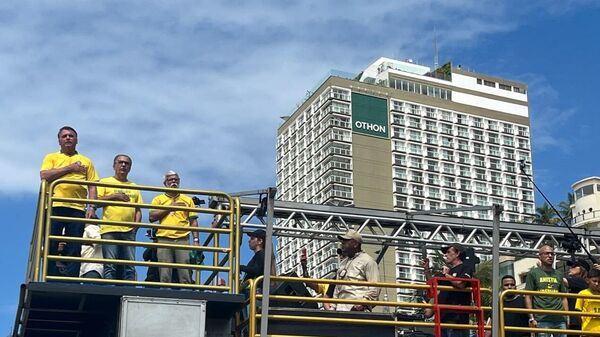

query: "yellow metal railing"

left=31, top=178, right=241, bottom=292
left=245, top=275, right=492, bottom=337
left=499, top=289, right=600, bottom=337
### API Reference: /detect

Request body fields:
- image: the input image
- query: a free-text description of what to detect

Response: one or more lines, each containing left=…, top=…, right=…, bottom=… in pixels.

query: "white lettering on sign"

left=354, top=121, right=386, bottom=133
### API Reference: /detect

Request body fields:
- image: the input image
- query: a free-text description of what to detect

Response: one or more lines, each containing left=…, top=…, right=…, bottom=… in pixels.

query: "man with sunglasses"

left=525, top=243, right=569, bottom=337
left=332, top=229, right=380, bottom=311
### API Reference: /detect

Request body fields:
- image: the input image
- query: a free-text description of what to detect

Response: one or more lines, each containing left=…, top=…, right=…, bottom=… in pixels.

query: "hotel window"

left=442, top=163, right=455, bottom=174
left=440, top=110, right=452, bottom=121
left=483, top=80, right=496, bottom=88
left=409, top=117, right=421, bottom=128
left=457, top=127, right=469, bottom=138
left=440, top=123, right=453, bottom=135
left=425, top=107, right=436, bottom=118
left=499, top=83, right=512, bottom=91
left=427, top=174, right=440, bottom=185
left=475, top=169, right=486, bottom=180
left=441, top=149, right=454, bottom=161
left=428, top=187, right=440, bottom=199
left=426, top=134, right=438, bottom=145
left=475, top=182, right=487, bottom=193
left=456, top=114, right=467, bottom=125
left=489, top=145, right=500, bottom=157
left=393, top=154, right=406, bottom=166
left=460, top=179, right=471, bottom=190
left=459, top=166, right=471, bottom=177
left=441, top=136, right=453, bottom=147
left=392, top=114, right=405, bottom=126
left=488, top=120, right=499, bottom=131
left=425, top=121, right=437, bottom=131
left=409, top=130, right=422, bottom=142
left=392, top=100, right=404, bottom=111
left=506, top=187, right=518, bottom=198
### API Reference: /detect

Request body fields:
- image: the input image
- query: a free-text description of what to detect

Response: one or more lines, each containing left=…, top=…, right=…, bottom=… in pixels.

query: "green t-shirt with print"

left=525, top=267, right=567, bottom=322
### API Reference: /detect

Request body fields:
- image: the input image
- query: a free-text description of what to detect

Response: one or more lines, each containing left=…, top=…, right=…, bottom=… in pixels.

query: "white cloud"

left=523, top=74, right=577, bottom=153
left=0, top=0, right=590, bottom=195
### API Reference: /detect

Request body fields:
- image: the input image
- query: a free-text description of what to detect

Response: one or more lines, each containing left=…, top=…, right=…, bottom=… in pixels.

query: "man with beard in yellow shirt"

left=149, top=171, right=199, bottom=284
left=97, top=154, right=143, bottom=281
left=40, top=126, right=99, bottom=278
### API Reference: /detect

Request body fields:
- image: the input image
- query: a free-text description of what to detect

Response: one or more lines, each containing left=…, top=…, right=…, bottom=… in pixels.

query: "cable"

left=519, top=160, right=596, bottom=263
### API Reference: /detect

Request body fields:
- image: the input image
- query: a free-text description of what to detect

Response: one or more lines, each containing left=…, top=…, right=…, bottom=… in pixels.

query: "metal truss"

left=228, top=198, right=600, bottom=260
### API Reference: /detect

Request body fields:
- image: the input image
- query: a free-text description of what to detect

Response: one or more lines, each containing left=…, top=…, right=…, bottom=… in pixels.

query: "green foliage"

left=558, top=192, right=574, bottom=220
left=474, top=259, right=492, bottom=306
left=532, top=202, right=558, bottom=225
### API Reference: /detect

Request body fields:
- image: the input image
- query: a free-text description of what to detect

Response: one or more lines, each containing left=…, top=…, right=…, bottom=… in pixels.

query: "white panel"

left=452, top=91, right=529, bottom=118
left=119, top=296, right=206, bottom=337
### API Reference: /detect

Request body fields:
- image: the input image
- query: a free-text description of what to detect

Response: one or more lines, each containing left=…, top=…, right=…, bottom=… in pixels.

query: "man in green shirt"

left=525, top=243, right=569, bottom=337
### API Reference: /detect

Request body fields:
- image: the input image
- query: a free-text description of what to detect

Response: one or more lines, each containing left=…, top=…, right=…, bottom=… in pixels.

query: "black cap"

left=567, top=258, right=590, bottom=272
left=441, top=243, right=465, bottom=257
left=247, top=229, right=266, bottom=239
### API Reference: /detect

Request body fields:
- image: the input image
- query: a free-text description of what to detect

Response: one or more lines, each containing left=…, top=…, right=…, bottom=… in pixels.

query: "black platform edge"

left=13, top=282, right=245, bottom=337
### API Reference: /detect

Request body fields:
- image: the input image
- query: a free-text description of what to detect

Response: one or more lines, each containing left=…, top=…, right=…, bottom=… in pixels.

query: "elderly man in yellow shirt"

left=40, top=126, right=99, bottom=278
left=149, top=171, right=199, bottom=284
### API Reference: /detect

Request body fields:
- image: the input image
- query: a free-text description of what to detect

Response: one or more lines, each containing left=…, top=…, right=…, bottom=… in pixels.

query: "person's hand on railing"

left=85, top=207, right=97, bottom=219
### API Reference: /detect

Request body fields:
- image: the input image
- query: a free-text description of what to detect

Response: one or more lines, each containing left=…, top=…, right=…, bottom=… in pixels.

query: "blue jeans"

left=48, top=207, right=85, bottom=278
left=537, top=320, right=566, bottom=337
left=101, top=231, right=136, bottom=280
left=442, top=328, right=469, bottom=337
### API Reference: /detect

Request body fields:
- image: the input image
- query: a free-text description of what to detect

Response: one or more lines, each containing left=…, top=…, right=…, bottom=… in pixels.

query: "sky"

left=1, top=0, right=600, bottom=332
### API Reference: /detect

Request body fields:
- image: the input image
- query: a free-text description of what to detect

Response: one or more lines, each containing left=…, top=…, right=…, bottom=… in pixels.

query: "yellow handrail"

left=33, top=179, right=240, bottom=292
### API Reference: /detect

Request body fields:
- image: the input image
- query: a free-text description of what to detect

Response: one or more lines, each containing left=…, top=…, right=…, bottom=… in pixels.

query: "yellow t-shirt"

left=576, top=289, right=600, bottom=331
left=317, top=283, right=330, bottom=297
left=98, top=176, right=144, bottom=234
left=151, top=194, right=198, bottom=238
left=40, top=152, right=99, bottom=210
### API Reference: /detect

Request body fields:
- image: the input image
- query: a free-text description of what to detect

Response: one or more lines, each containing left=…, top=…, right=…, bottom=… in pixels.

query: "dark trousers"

left=47, top=207, right=85, bottom=278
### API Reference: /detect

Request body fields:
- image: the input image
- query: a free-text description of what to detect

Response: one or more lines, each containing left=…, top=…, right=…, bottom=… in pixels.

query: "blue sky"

left=1, top=0, right=600, bottom=332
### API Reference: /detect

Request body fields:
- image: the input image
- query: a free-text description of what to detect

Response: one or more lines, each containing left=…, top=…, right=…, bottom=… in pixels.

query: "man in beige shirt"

left=332, top=229, right=380, bottom=311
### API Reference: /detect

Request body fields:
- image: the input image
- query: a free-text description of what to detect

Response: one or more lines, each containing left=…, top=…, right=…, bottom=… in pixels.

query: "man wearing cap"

left=241, top=229, right=266, bottom=282
left=564, top=258, right=590, bottom=333
left=149, top=171, right=199, bottom=284
left=332, top=229, right=380, bottom=311
left=423, top=243, right=474, bottom=337
left=525, top=243, right=568, bottom=337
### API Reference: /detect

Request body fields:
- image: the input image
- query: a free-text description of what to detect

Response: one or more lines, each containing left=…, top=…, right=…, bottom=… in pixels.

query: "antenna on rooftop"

left=433, top=25, right=439, bottom=69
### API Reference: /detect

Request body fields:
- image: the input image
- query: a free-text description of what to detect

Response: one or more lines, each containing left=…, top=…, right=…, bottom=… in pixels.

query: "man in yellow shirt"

left=576, top=268, right=600, bottom=333
left=97, top=154, right=143, bottom=281
left=149, top=171, right=199, bottom=284
left=40, top=126, right=99, bottom=277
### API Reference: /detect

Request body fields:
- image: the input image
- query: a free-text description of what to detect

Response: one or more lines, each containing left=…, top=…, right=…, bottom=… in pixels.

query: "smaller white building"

left=571, top=176, right=600, bottom=228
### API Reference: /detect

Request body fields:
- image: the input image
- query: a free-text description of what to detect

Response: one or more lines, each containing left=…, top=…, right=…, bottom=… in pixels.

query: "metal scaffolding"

left=229, top=198, right=599, bottom=259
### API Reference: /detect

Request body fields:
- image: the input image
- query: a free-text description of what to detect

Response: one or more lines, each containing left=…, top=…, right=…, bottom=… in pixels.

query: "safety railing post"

left=492, top=204, right=503, bottom=337
left=259, top=187, right=276, bottom=337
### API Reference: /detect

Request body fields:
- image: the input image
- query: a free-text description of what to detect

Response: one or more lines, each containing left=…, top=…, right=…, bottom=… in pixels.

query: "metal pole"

left=259, top=187, right=276, bottom=337
left=492, top=204, right=503, bottom=337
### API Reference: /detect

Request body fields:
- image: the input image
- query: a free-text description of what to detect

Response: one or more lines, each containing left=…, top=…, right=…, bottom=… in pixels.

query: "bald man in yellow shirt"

left=149, top=171, right=199, bottom=284
left=40, top=126, right=99, bottom=277
left=97, top=154, right=143, bottom=281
